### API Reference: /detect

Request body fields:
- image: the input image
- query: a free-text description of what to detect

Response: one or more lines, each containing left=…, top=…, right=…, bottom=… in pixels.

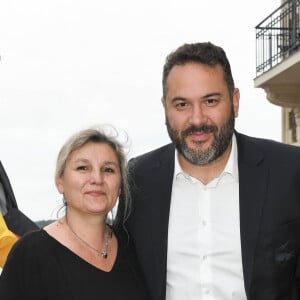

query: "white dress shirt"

left=166, top=135, right=247, bottom=300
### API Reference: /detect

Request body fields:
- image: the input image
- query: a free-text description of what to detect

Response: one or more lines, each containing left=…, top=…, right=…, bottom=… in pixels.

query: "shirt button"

left=202, top=220, right=207, bottom=226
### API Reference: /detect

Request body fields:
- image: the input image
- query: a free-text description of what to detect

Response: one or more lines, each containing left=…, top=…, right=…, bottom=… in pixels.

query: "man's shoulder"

left=237, top=131, right=299, bottom=149
left=129, top=143, right=174, bottom=168
left=132, top=143, right=174, bottom=160
left=236, top=131, right=300, bottom=162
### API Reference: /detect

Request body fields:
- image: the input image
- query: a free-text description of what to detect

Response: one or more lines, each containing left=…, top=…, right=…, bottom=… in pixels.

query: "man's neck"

left=178, top=143, right=232, bottom=185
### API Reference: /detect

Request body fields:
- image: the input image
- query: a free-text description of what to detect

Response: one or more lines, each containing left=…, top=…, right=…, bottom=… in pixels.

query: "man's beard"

left=166, top=107, right=235, bottom=165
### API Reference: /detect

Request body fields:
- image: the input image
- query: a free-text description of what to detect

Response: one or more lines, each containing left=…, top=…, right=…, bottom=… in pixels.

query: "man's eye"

left=206, top=99, right=218, bottom=106
left=175, top=102, right=188, bottom=108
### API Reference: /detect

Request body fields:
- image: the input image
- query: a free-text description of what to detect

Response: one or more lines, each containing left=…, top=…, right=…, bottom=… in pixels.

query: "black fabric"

left=0, top=161, right=18, bottom=210
left=3, top=208, right=38, bottom=236
left=0, top=229, right=149, bottom=300
left=117, top=132, right=300, bottom=300
left=0, top=161, right=38, bottom=236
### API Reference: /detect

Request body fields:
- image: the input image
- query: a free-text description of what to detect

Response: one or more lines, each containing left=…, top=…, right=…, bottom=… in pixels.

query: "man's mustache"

left=182, top=125, right=217, bottom=137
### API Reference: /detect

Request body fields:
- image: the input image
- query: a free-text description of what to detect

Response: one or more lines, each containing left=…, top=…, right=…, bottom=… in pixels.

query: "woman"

left=0, top=127, right=149, bottom=299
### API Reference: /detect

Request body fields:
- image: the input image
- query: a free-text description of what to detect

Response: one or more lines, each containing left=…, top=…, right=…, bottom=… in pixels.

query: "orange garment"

left=0, top=213, right=18, bottom=268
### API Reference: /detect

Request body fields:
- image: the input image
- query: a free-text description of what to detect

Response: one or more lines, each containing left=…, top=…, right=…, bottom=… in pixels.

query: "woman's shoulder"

left=2, top=229, right=50, bottom=271
left=9, top=229, right=51, bottom=256
left=18, top=228, right=48, bottom=242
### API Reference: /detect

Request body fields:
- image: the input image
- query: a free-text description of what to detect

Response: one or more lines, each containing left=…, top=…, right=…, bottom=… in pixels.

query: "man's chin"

left=187, top=139, right=212, bottom=151
left=182, top=145, right=211, bottom=158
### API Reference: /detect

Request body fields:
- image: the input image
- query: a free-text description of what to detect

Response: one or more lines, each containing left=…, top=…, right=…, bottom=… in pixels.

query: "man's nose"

left=189, top=105, right=206, bottom=125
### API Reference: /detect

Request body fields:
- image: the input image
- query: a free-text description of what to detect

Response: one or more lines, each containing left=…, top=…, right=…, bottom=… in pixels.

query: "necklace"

left=65, top=215, right=112, bottom=259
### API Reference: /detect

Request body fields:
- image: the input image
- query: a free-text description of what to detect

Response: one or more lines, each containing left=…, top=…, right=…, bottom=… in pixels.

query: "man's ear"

left=161, top=97, right=166, bottom=108
left=233, top=88, right=240, bottom=118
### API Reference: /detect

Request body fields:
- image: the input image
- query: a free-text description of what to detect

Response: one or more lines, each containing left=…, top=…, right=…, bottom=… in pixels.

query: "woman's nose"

left=89, top=170, right=103, bottom=184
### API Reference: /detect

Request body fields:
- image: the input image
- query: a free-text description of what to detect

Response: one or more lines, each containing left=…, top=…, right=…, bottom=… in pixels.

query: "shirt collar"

left=223, top=133, right=239, bottom=180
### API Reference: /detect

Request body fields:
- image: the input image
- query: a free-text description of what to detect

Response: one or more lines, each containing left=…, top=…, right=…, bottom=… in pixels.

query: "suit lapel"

left=130, top=144, right=175, bottom=300
left=236, top=133, right=269, bottom=295
left=150, top=145, right=175, bottom=300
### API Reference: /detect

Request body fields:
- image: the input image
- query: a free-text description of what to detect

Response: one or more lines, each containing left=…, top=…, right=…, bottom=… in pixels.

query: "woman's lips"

left=85, top=191, right=104, bottom=197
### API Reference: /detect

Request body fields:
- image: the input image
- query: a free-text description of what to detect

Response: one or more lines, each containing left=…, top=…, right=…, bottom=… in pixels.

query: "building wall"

left=283, top=107, right=300, bottom=145
left=281, top=0, right=300, bottom=146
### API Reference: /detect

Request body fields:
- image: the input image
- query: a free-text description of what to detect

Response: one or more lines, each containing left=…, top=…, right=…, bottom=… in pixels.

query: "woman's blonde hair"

left=55, top=126, right=131, bottom=225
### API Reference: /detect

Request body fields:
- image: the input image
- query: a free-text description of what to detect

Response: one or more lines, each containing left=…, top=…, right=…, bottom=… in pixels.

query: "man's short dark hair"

left=162, top=42, right=235, bottom=99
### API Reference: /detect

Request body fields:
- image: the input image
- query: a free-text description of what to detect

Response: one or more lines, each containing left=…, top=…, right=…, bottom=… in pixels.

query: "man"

left=119, top=42, right=300, bottom=299
left=0, top=161, right=38, bottom=267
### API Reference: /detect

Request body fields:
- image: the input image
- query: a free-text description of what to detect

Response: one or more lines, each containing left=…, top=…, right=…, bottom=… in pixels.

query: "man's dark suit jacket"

left=120, top=132, right=300, bottom=300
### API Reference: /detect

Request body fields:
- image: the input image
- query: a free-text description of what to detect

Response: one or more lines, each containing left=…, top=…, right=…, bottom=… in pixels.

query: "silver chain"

left=65, top=214, right=111, bottom=259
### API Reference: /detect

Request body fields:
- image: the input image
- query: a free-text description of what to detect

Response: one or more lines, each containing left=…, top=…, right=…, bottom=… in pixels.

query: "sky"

left=0, top=0, right=282, bottom=221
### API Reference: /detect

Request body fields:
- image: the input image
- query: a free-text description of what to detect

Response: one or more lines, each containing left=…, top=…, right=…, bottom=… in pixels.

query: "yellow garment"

left=0, top=213, right=18, bottom=268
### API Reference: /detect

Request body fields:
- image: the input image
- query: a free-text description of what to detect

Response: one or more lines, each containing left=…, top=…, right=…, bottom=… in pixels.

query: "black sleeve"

left=0, top=238, right=28, bottom=298
left=0, top=232, right=45, bottom=299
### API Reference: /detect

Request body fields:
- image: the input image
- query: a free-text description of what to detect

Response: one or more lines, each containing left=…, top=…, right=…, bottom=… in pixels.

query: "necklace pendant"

left=65, top=215, right=110, bottom=260
left=101, top=250, right=108, bottom=259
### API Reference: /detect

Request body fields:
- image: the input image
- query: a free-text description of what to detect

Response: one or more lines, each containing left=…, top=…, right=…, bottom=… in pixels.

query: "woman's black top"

left=0, top=228, right=149, bottom=300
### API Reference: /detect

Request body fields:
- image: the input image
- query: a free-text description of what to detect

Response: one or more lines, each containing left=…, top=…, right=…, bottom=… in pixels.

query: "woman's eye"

left=104, top=167, right=114, bottom=173
left=77, top=166, right=88, bottom=171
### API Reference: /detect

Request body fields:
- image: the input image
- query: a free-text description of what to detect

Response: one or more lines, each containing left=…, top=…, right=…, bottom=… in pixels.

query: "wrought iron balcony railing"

left=255, top=0, right=300, bottom=76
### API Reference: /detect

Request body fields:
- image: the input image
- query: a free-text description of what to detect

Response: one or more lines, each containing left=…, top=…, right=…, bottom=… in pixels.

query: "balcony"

left=254, top=0, right=300, bottom=108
